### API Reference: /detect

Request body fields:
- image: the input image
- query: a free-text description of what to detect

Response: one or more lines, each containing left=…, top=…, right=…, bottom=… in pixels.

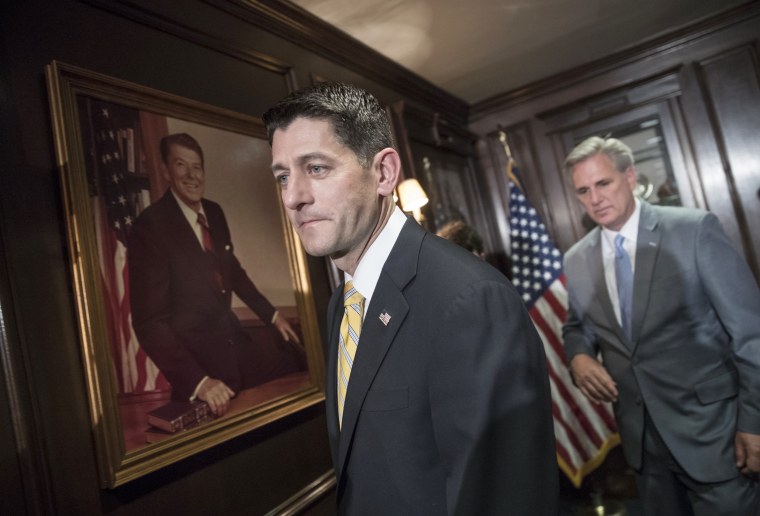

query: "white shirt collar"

left=602, top=197, right=641, bottom=252
left=343, top=205, right=407, bottom=309
left=171, top=189, right=206, bottom=247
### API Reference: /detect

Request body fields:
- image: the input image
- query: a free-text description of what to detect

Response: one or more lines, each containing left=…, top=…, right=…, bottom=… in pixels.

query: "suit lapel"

left=335, top=218, right=421, bottom=482
left=325, top=286, right=343, bottom=467
left=631, top=202, right=661, bottom=347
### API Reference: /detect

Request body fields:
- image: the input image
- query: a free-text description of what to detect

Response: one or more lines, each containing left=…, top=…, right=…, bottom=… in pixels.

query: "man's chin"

left=297, top=237, right=332, bottom=258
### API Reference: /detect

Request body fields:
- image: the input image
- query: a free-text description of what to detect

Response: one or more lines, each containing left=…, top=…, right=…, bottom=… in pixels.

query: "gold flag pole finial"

left=498, top=130, right=513, bottom=160
left=499, top=130, right=522, bottom=189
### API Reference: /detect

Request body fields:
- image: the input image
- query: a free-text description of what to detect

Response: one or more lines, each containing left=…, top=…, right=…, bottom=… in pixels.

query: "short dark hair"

left=160, top=133, right=204, bottom=167
left=436, top=220, right=485, bottom=255
left=262, top=82, right=394, bottom=168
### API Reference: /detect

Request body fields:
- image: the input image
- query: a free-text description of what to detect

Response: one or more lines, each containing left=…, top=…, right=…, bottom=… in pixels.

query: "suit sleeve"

left=562, top=253, right=598, bottom=362
left=128, top=217, right=207, bottom=399
left=695, top=213, right=760, bottom=433
left=428, top=280, right=558, bottom=516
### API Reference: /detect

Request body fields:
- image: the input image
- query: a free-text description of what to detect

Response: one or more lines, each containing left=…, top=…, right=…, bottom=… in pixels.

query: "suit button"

left=635, top=396, right=642, bottom=405
left=221, top=289, right=227, bottom=294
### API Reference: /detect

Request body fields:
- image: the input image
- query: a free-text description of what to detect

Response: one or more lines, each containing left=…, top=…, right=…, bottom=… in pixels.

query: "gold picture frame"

left=45, top=61, right=325, bottom=488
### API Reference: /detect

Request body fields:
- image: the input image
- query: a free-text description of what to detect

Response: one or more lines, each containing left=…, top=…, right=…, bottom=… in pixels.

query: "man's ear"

left=624, top=166, right=637, bottom=190
left=161, top=163, right=170, bottom=182
left=374, top=148, right=401, bottom=197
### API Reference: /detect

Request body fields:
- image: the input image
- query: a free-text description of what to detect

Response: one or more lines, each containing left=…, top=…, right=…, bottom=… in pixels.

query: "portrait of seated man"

left=128, top=132, right=305, bottom=417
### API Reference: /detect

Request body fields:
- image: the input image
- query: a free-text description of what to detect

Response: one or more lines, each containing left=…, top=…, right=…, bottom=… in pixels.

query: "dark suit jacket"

left=563, top=202, right=760, bottom=482
left=128, top=191, right=278, bottom=400
left=326, top=219, right=558, bottom=515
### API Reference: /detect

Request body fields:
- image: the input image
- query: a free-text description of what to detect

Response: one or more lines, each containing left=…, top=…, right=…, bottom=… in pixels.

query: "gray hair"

left=262, top=82, right=394, bottom=168
left=564, top=136, right=634, bottom=175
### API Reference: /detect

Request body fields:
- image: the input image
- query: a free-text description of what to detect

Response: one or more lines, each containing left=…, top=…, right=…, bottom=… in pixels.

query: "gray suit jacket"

left=326, top=218, right=558, bottom=515
left=563, top=201, right=760, bottom=482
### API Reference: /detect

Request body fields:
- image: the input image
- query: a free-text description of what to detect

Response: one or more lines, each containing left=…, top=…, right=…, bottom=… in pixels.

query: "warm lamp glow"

left=397, top=178, right=429, bottom=210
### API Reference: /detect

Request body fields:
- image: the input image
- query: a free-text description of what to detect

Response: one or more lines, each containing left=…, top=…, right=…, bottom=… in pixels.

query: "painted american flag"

left=507, top=160, right=619, bottom=487
left=90, top=101, right=167, bottom=394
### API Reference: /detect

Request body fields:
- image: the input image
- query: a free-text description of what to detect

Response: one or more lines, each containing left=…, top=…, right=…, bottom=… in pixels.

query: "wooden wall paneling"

left=471, top=2, right=760, bottom=120
left=81, top=0, right=298, bottom=112
left=694, top=43, right=760, bottom=279
left=475, top=136, right=512, bottom=262
left=0, top=240, right=53, bottom=515
left=677, top=61, right=753, bottom=270
left=0, top=29, right=54, bottom=513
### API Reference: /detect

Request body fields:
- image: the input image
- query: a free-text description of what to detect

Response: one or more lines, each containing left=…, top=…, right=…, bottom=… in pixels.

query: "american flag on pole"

left=506, top=159, right=619, bottom=487
left=90, top=101, right=168, bottom=394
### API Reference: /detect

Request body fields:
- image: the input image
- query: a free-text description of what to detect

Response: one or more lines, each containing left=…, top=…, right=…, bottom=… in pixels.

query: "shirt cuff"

left=271, top=310, right=279, bottom=324
left=189, top=376, right=210, bottom=402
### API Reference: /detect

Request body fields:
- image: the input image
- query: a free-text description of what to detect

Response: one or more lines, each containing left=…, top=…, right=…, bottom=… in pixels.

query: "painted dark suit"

left=563, top=202, right=760, bottom=482
left=326, top=218, right=558, bottom=515
left=129, top=191, right=301, bottom=400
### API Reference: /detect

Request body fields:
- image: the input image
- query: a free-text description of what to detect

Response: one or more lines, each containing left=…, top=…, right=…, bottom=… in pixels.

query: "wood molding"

left=82, top=0, right=296, bottom=86
left=0, top=244, right=55, bottom=513
left=204, top=0, right=469, bottom=123
left=264, top=470, right=336, bottom=516
left=471, top=1, right=760, bottom=119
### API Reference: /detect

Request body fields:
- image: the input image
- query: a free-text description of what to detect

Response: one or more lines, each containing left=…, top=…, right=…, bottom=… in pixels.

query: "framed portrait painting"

left=45, top=61, right=325, bottom=487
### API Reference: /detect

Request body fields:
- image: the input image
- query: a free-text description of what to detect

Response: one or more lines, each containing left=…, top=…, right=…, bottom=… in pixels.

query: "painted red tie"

left=197, top=212, right=223, bottom=290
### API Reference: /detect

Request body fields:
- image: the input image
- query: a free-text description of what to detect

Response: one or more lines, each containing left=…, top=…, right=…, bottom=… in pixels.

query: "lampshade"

left=397, top=178, right=429, bottom=212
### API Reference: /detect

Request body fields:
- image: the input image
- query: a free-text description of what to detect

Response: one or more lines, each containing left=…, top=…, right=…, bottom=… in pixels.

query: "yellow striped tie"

left=338, top=280, right=364, bottom=429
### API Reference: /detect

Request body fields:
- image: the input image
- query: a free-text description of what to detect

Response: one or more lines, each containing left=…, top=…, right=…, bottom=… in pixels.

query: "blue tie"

left=615, top=234, right=633, bottom=339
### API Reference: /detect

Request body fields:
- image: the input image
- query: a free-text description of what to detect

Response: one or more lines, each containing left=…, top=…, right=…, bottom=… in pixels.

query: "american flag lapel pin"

left=378, top=311, right=391, bottom=326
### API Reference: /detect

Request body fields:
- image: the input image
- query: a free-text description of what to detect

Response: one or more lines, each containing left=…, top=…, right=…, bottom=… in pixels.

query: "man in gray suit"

left=263, top=82, right=558, bottom=515
left=562, top=136, right=760, bottom=515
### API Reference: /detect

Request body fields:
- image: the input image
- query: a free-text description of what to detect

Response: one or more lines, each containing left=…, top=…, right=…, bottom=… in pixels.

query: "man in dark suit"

left=129, top=133, right=304, bottom=416
left=263, top=82, right=558, bottom=515
left=562, top=136, right=760, bottom=515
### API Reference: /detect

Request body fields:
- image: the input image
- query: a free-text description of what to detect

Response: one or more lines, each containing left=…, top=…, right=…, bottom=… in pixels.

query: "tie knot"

left=197, top=212, right=209, bottom=228
left=614, top=234, right=625, bottom=255
left=343, top=280, right=364, bottom=307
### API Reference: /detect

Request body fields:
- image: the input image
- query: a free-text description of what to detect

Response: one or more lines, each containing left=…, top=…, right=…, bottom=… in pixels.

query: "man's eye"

left=276, top=174, right=289, bottom=186
left=309, top=165, right=325, bottom=175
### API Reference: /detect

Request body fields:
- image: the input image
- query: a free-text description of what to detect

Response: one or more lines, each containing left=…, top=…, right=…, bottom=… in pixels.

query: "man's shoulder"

left=201, top=198, right=224, bottom=215
left=647, top=202, right=706, bottom=220
left=133, top=192, right=173, bottom=226
left=643, top=202, right=712, bottom=232
left=419, top=232, right=507, bottom=285
left=565, top=227, right=599, bottom=261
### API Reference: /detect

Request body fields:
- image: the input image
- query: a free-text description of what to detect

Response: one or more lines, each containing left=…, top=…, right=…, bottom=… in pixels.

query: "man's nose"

left=283, top=173, right=312, bottom=210
left=589, top=188, right=601, bottom=204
